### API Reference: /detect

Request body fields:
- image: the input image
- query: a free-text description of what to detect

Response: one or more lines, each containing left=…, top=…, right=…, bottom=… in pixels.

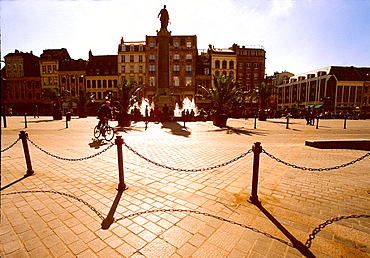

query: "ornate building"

left=3, top=50, right=41, bottom=115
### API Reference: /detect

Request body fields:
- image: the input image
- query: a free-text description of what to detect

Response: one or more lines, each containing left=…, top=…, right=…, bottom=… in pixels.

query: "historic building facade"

left=3, top=50, right=42, bottom=115
left=275, top=66, right=370, bottom=115
left=85, top=50, right=118, bottom=102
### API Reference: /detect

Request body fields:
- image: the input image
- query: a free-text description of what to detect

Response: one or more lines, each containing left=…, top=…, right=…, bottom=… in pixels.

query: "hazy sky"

left=1, top=0, right=369, bottom=75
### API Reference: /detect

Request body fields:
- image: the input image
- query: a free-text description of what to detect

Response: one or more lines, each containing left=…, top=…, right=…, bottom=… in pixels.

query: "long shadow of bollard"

left=255, top=202, right=316, bottom=258
left=0, top=175, right=30, bottom=191
left=101, top=189, right=124, bottom=229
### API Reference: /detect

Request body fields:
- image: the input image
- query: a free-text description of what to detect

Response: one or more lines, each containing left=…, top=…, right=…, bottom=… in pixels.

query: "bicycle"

left=94, top=120, right=115, bottom=141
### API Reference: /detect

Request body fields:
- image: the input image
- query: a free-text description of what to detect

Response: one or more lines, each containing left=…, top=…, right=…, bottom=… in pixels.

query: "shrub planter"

left=213, top=114, right=228, bottom=127
left=117, top=113, right=131, bottom=127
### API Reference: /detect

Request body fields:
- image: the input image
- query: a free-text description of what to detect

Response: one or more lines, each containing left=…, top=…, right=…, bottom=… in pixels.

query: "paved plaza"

left=1, top=116, right=369, bottom=258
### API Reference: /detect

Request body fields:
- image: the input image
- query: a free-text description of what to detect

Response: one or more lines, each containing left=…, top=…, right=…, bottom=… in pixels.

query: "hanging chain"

left=122, top=140, right=253, bottom=172
left=262, top=149, right=370, bottom=171
left=2, top=190, right=106, bottom=220
left=1, top=138, right=20, bottom=152
left=115, top=208, right=293, bottom=247
left=305, top=214, right=370, bottom=248
left=27, top=136, right=114, bottom=161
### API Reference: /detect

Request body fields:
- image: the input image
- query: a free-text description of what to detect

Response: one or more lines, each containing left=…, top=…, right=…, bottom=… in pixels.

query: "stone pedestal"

left=155, top=28, right=174, bottom=110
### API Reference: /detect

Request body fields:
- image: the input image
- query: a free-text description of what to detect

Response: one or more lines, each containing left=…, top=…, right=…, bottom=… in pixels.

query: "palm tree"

left=250, top=82, right=274, bottom=121
left=201, top=75, right=244, bottom=127
left=113, top=79, right=144, bottom=127
left=77, top=88, right=92, bottom=118
left=43, top=87, right=73, bottom=120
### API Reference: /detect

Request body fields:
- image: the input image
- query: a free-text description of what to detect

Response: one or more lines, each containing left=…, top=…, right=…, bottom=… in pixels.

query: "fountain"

left=174, top=97, right=198, bottom=117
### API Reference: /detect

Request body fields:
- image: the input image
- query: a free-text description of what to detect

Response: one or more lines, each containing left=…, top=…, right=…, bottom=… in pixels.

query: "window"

left=229, top=71, right=234, bottom=77
left=174, top=77, right=180, bottom=86
left=254, top=63, right=259, bottom=69
left=186, top=41, right=192, bottom=48
left=139, top=55, right=143, bottom=62
left=139, top=65, right=143, bottom=73
left=139, top=45, right=143, bottom=51
left=98, top=92, right=102, bottom=100
left=130, top=76, right=135, bottom=83
left=47, top=65, right=51, bottom=73
left=150, top=42, right=155, bottom=48
left=174, top=54, right=180, bottom=61
left=130, top=65, right=134, bottom=73
left=239, top=51, right=243, bottom=55
left=92, top=80, right=96, bottom=88
left=52, top=65, right=56, bottom=71
left=239, top=63, right=243, bottom=70
left=222, top=71, right=227, bottom=77
left=130, top=45, right=135, bottom=51
left=222, top=61, right=227, bottom=69
left=247, top=51, right=251, bottom=56
left=130, top=55, right=134, bottom=62
left=229, top=61, right=234, bottom=69
left=215, top=71, right=220, bottom=76
left=186, top=77, right=192, bottom=86
left=204, top=68, right=209, bottom=75
left=149, top=65, right=155, bottom=73
left=246, top=73, right=251, bottom=80
left=246, top=63, right=251, bottom=69
left=42, top=66, right=46, bottom=73
left=174, top=42, right=179, bottom=48
left=121, top=55, right=125, bottom=62
left=186, top=65, right=192, bottom=73
left=121, top=45, right=126, bottom=51
left=149, top=54, right=155, bottom=61
left=103, top=80, right=107, bottom=88
left=87, top=80, right=91, bottom=88
left=215, top=60, right=220, bottom=69
left=139, top=76, right=143, bottom=84
left=186, top=54, right=192, bottom=61
left=108, top=80, right=112, bottom=88
left=150, top=77, right=155, bottom=86
left=98, top=80, right=102, bottom=88
left=122, top=65, right=126, bottom=73
left=254, top=73, right=258, bottom=80
left=173, top=65, right=180, bottom=74
left=255, top=51, right=259, bottom=56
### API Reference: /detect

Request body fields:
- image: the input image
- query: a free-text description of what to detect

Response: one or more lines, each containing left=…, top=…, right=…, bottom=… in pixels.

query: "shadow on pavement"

left=161, top=122, right=191, bottom=137
left=101, top=189, right=124, bottom=229
left=209, top=126, right=267, bottom=136
left=88, top=139, right=109, bottom=149
left=27, top=119, right=54, bottom=123
left=255, top=202, right=316, bottom=258
left=0, top=175, right=30, bottom=191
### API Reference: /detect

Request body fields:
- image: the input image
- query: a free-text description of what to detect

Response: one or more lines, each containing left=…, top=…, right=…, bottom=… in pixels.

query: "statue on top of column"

left=158, top=5, right=170, bottom=29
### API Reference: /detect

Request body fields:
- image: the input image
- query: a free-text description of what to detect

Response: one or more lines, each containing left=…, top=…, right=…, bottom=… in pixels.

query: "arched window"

left=215, top=60, right=220, bottom=69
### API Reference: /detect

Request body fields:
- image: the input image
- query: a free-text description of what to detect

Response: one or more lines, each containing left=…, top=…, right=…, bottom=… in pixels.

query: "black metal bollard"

left=254, top=116, right=257, bottom=129
left=250, top=142, right=262, bottom=204
left=115, top=135, right=127, bottom=191
left=24, top=113, right=28, bottom=128
left=19, top=131, right=34, bottom=176
left=344, top=117, right=347, bottom=129
left=2, top=115, right=7, bottom=128
left=286, top=116, right=289, bottom=129
left=316, top=117, right=319, bottom=129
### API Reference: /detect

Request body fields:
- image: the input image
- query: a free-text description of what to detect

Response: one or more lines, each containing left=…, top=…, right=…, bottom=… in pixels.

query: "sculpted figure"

left=158, top=5, right=170, bottom=29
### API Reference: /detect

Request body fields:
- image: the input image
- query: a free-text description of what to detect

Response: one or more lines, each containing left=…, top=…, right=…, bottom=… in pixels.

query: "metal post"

left=344, top=117, right=347, bottom=129
left=66, top=119, right=69, bottom=128
left=24, top=113, right=27, bottom=128
left=254, top=116, right=257, bottom=129
left=19, top=131, right=34, bottom=176
left=286, top=116, right=289, bottom=129
left=2, top=115, right=7, bottom=128
left=316, top=117, right=319, bottom=129
left=115, top=135, right=127, bottom=191
left=250, top=142, right=262, bottom=204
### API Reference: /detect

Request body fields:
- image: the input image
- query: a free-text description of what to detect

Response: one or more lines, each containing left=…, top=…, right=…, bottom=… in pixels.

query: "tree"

left=43, top=87, right=72, bottom=120
left=250, top=82, right=274, bottom=121
left=77, top=88, right=92, bottom=118
left=113, top=79, right=144, bottom=127
left=201, top=75, right=244, bottom=127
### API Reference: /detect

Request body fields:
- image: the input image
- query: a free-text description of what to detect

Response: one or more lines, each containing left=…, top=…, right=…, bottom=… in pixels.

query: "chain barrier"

left=122, top=140, right=253, bottom=172
left=115, top=208, right=293, bottom=247
left=26, top=136, right=114, bottom=161
left=305, top=214, right=370, bottom=248
left=1, top=190, right=106, bottom=220
left=1, top=138, right=20, bottom=152
left=262, top=149, right=370, bottom=171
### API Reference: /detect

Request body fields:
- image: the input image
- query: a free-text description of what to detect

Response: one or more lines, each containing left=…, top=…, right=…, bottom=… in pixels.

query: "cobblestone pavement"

left=1, top=116, right=369, bottom=258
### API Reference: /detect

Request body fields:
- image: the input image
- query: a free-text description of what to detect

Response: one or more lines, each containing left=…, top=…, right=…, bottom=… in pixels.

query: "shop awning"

left=305, top=105, right=315, bottom=108
left=314, top=104, right=323, bottom=108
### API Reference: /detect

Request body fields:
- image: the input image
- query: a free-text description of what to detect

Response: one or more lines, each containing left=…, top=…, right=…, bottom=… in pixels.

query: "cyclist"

left=97, top=101, right=113, bottom=129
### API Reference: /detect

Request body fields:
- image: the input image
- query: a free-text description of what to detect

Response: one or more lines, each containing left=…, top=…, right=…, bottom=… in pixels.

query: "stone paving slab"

left=1, top=116, right=370, bottom=257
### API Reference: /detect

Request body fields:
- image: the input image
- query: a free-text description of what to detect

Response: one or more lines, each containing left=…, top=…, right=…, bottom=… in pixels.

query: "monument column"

left=155, top=5, right=174, bottom=110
